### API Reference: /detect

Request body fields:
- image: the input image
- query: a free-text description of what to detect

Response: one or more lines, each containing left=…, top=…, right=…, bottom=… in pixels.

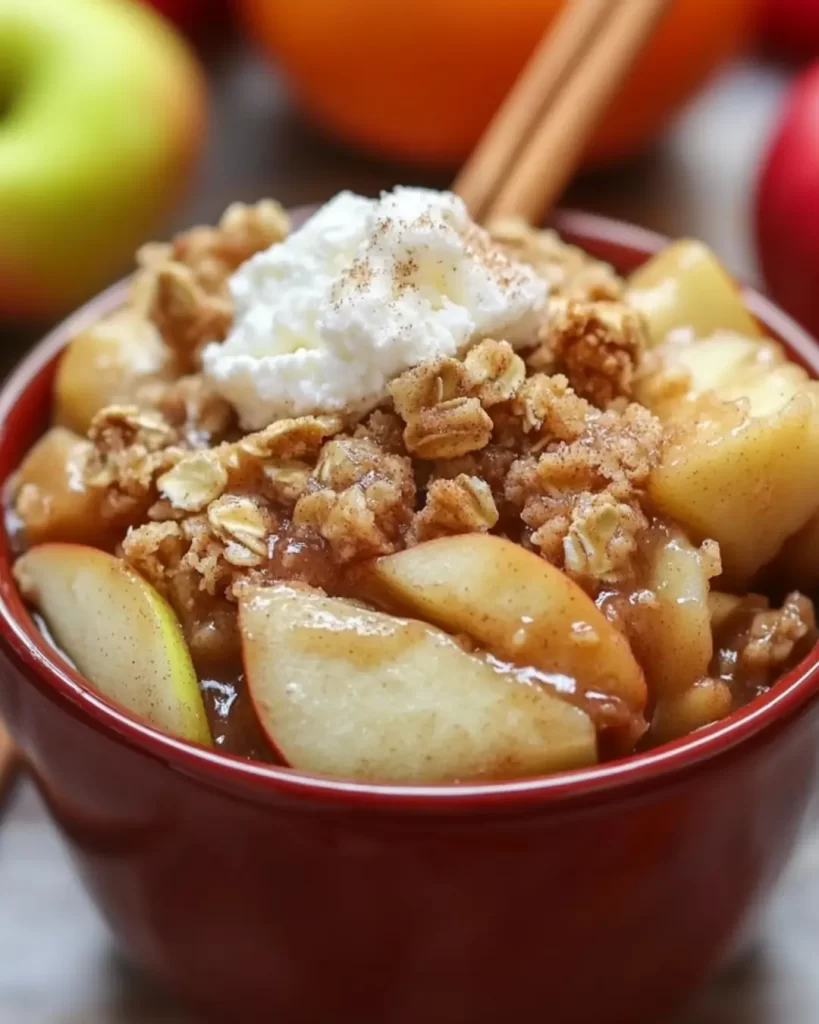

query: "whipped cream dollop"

left=202, top=187, right=548, bottom=428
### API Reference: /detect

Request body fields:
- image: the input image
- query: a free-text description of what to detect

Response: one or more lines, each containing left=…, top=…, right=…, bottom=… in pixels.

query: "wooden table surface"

left=0, top=41, right=814, bottom=1024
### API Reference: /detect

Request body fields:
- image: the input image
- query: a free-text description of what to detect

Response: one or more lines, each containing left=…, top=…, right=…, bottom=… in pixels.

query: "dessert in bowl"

left=0, top=191, right=818, bottom=1023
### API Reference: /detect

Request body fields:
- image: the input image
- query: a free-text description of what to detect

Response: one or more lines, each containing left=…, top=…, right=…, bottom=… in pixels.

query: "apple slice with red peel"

left=239, top=584, right=597, bottom=783
left=357, top=535, right=647, bottom=746
left=14, top=544, right=211, bottom=746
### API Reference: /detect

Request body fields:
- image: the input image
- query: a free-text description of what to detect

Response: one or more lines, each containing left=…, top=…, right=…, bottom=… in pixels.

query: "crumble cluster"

left=487, top=216, right=625, bottom=303
left=131, top=200, right=289, bottom=369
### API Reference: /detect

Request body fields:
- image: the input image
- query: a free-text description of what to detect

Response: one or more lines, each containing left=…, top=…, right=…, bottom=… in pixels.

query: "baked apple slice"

left=648, top=388, right=819, bottom=588
left=649, top=331, right=808, bottom=419
left=628, top=240, right=761, bottom=346
left=360, top=535, right=647, bottom=741
left=14, top=544, right=211, bottom=745
left=637, top=332, right=783, bottom=419
left=239, top=584, right=597, bottom=783
left=14, top=427, right=115, bottom=548
left=629, top=530, right=714, bottom=701
left=649, top=679, right=733, bottom=746
left=54, top=310, right=175, bottom=434
left=640, top=326, right=819, bottom=586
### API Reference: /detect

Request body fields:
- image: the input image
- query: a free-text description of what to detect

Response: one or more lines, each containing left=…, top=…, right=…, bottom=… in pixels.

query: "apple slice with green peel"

left=359, top=535, right=647, bottom=743
left=628, top=240, right=761, bottom=346
left=14, top=544, right=211, bottom=746
left=239, top=584, right=597, bottom=783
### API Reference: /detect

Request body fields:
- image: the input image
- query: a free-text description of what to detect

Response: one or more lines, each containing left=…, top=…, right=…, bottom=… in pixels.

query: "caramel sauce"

left=200, top=673, right=274, bottom=762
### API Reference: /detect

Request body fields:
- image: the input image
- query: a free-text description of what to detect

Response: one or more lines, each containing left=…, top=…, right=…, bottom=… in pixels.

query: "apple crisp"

left=9, top=192, right=819, bottom=783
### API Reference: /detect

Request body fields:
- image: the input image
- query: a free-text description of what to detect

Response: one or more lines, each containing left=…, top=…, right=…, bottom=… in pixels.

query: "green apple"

left=14, top=543, right=211, bottom=744
left=240, top=584, right=597, bottom=783
left=0, top=0, right=206, bottom=319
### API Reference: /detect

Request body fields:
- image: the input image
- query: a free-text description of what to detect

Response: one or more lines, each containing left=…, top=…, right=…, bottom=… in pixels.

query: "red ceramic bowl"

left=0, top=211, right=818, bottom=1024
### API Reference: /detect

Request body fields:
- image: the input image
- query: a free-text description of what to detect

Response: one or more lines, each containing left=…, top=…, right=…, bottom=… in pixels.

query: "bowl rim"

left=2, top=207, right=819, bottom=814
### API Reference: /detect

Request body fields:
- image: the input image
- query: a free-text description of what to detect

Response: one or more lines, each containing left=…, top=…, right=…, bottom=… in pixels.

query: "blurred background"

left=2, top=0, right=819, bottom=351
left=4, top=0, right=819, bottom=1019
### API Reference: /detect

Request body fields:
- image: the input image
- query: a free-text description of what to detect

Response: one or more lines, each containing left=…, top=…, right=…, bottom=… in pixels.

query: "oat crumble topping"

left=70, top=210, right=669, bottom=605
left=12, top=196, right=818, bottom=772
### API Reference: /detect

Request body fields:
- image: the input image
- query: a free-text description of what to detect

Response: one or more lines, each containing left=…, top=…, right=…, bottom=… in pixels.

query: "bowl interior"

left=0, top=209, right=818, bottom=809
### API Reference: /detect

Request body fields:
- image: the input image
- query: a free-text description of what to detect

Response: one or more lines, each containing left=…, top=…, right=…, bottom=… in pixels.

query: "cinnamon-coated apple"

left=239, top=584, right=597, bottom=783
left=360, top=535, right=647, bottom=742
left=629, top=531, right=714, bottom=701
left=649, top=678, right=732, bottom=745
left=0, top=0, right=206, bottom=319
left=628, top=241, right=761, bottom=346
left=14, top=544, right=211, bottom=745
left=54, top=311, right=176, bottom=435
left=648, top=389, right=819, bottom=588
left=14, top=427, right=113, bottom=548
left=638, top=330, right=808, bottom=421
left=640, top=325, right=819, bottom=586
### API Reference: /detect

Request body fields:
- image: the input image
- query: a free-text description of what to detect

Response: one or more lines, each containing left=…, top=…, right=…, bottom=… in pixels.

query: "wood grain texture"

left=0, top=44, right=805, bottom=1024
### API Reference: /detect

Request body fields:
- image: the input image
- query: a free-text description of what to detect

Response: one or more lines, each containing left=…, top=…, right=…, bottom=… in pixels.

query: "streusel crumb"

left=172, top=199, right=289, bottom=287
left=487, top=217, right=625, bottom=302
left=293, top=437, right=415, bottom=562
left=407, top=474, right=499, bottom=546
left=134, top=200, right=289, bottom=368
left=463, top=339, right=526, bottom=407
left=86, top=406, right=184, bottom=525
left=149, top=263, right=232, bottom=368
left=504, top=392, right=661, bottom=583
left=742, top=592, right=816, bottom=671
left=149, top=374, right=236, bottom=446
left=527, top=300, right=647, bottom=407
left=121, top=521, right=187, bottom=597
left=353, top=409, right=408, bottom=456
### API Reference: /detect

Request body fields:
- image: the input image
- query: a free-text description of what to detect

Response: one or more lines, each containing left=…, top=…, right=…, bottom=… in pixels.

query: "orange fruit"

left=240, top=0, right=755, bottom=168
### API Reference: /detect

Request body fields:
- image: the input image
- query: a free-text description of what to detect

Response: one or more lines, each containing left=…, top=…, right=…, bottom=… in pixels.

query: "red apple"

left=759, top=0, right=819, bottom=61
left=756, top=63, right=819, bottom=339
